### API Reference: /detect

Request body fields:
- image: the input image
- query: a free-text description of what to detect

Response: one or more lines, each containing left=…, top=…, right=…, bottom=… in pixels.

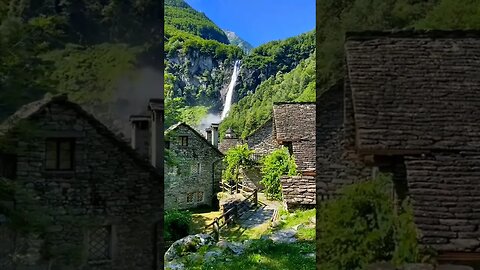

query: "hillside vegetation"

left=0, top=0, right=164, bottom=129
left=221, top=53, right=315, bottom=138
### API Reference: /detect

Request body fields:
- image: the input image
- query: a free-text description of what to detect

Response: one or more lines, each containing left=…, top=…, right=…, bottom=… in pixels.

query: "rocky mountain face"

left=224, top=30, right=254, bottom=54
left=166, top=51, right=236, bottom=111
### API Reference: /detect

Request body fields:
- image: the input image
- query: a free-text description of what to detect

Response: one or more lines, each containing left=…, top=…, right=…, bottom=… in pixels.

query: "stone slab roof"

left=281, top=175, right=316, bottom=206
left=165, top=122, right=224, bottom=157
left=0, top=94, right=162, bottom=178
left=345, top=30, right=480, bottom=153
left=272, top=102, right=316, bottom=142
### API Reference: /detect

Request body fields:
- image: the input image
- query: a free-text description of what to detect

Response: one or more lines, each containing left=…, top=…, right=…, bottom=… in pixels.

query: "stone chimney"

left=211, top=123, right=219, bottom=147
left=129, top=115, right=150, bottom=157
left=205, top=127, right=212, bottom=143
left=148, top=98, right=163, bottom=168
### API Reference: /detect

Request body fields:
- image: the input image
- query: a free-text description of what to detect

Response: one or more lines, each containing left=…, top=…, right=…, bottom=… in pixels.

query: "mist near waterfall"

left=196, top=113, right=221, bottom=135
left=109, top=67, right=164, bottom=138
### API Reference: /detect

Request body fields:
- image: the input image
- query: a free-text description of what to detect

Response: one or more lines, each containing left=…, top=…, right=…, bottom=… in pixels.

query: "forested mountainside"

left=165, top=0, right=316, bottom=132
left=164, top=0, right=243, bottom=117
left=0, top=0, right=164, bottom=136
left=220, top=53, right=315, bottom=139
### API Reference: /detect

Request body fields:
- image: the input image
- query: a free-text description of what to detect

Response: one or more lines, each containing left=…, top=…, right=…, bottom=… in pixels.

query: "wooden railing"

left=207, top=182, right=258, bottom=240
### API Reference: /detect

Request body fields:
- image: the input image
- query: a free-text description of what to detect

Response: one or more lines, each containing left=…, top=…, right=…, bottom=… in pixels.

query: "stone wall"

left=165, top=124, right=223, bottom=210
left=316, top=84, right=371, bottom=200
left=405, top=151, right=480, bottom=252
left=9, top=102, right=163, bottom=269
left=273, top=103, right=316, bottom=172
left=246, top=119, right=278, bottom=157
left=292, top=140, right=316, bottom=172
left=281, top=175, right=316, bottom=211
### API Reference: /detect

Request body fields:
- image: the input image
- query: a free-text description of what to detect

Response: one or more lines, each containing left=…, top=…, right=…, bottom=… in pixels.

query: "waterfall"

left=221, top=60, right=241, bottom=120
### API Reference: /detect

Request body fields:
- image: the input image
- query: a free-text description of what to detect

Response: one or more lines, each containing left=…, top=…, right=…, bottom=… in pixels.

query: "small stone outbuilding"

left=164, top=122, right=224, bottom=210
left=246, top=102, right=316, bottom=173
left=317, top=30, right=480, bottom=257
left=0, top=94, right=163, bottom=270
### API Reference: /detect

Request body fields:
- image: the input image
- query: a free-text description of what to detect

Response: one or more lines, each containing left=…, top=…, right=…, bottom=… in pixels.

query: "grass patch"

left=221, top=221, right=271, bottom=242
left=276, top=208, right=315, bottom=241
left=185, top=239, right=315, bottom=270
left=191, top=210, right=222, bottom=234
left=277, top=208, right=315, bottom=229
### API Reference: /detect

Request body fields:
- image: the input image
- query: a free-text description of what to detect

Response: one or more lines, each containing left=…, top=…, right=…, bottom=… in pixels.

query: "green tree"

left=260, top=147, right=297, bottom=200
left=222, top=144, right=255, bottom=184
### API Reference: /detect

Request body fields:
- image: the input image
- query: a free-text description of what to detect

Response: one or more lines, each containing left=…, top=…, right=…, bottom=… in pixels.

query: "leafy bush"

left=317, top=174, right=420, bottom=269
left=260, top=147, right=297, bottom=200
left=222, top=144, right=255, bottom=183
left=165, top=210, right=193, bottom=241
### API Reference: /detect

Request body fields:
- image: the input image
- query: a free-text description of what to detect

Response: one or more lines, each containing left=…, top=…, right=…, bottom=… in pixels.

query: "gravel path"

left=238, top=192, right=281, bottom=229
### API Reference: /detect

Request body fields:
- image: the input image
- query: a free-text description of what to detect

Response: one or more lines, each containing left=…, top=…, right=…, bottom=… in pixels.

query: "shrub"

left=260, top=147, right=297, bottom=200
left=164, top=210, right=192, bottom=241
left=222, top=144, right=255, bottom=183
left=317, top=174, right=420, bottom=269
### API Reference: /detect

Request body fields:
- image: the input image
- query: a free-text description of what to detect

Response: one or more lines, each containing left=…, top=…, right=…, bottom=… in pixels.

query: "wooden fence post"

left=213, top=218, right=219, bottom=241
left=253, top=189, right=258, bottom=207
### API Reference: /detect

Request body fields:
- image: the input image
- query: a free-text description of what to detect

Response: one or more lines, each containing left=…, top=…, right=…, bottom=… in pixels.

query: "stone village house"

left=0, top=94, right=164, bottom=270
left=162, top=122, right=224, bottom=210
left=219, top=102, right=316, bottom=211
left=316, top=30, right=480, bottom=259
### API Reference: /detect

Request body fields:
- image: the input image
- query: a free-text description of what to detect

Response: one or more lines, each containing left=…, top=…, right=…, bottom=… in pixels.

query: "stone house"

left=246, top=102, right=316, bottom=173
left=317, top=30, right=480, bottom=256
left=164, top=122, right=224, bottom=210
left=0, top=94, right=163, bottom=270
left=237, top=102, right=316, bottom=210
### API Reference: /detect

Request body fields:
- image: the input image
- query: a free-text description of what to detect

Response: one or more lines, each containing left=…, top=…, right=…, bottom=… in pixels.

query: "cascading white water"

left=221, top=60, right=241, bottom=120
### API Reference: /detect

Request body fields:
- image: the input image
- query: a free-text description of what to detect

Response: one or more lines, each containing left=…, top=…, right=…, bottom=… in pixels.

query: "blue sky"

left=184, top=0, right=315, bottom=47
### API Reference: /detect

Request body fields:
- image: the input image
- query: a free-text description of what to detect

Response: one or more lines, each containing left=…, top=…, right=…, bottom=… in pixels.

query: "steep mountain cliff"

left=164, top=0, right=316, bottom=130
left=224, top=30, right=254, bottom=54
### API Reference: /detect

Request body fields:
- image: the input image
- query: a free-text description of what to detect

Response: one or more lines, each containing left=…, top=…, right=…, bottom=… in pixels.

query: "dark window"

left=45, top=138, right=75, bottom=170
left=283, top=142, right=293, bottom=155
left=0, top=154, right=16, bottom=179
left=138, top=121, right=148, bottom=130
left=191, top=162, right=201, bottom=174
left=186, top=192, right=194, bottom=203
left=196, top=191, right=204, bottom=202
left=180, top=136, right=188, bottom=146
left=88, top=226, right=112, bottom=261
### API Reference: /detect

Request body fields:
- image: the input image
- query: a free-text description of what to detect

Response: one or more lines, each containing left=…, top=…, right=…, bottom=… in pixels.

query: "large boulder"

left=164, top=234, right=216, bottom=262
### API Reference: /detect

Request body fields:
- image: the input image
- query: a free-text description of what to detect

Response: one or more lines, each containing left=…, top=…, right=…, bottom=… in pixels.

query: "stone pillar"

left=206, top=127, right=212, bottom=143
left=148, top=98, right=163, bottom=168
left=211, top=123, right=219, bottom=147
left=129, top=115, right=150, bottom=157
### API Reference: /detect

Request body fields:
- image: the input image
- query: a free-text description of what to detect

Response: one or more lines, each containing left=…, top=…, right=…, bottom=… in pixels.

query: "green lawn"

left=192, top=240, right=315, bottom=270
left=177, top=208, right=316, bottom=270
